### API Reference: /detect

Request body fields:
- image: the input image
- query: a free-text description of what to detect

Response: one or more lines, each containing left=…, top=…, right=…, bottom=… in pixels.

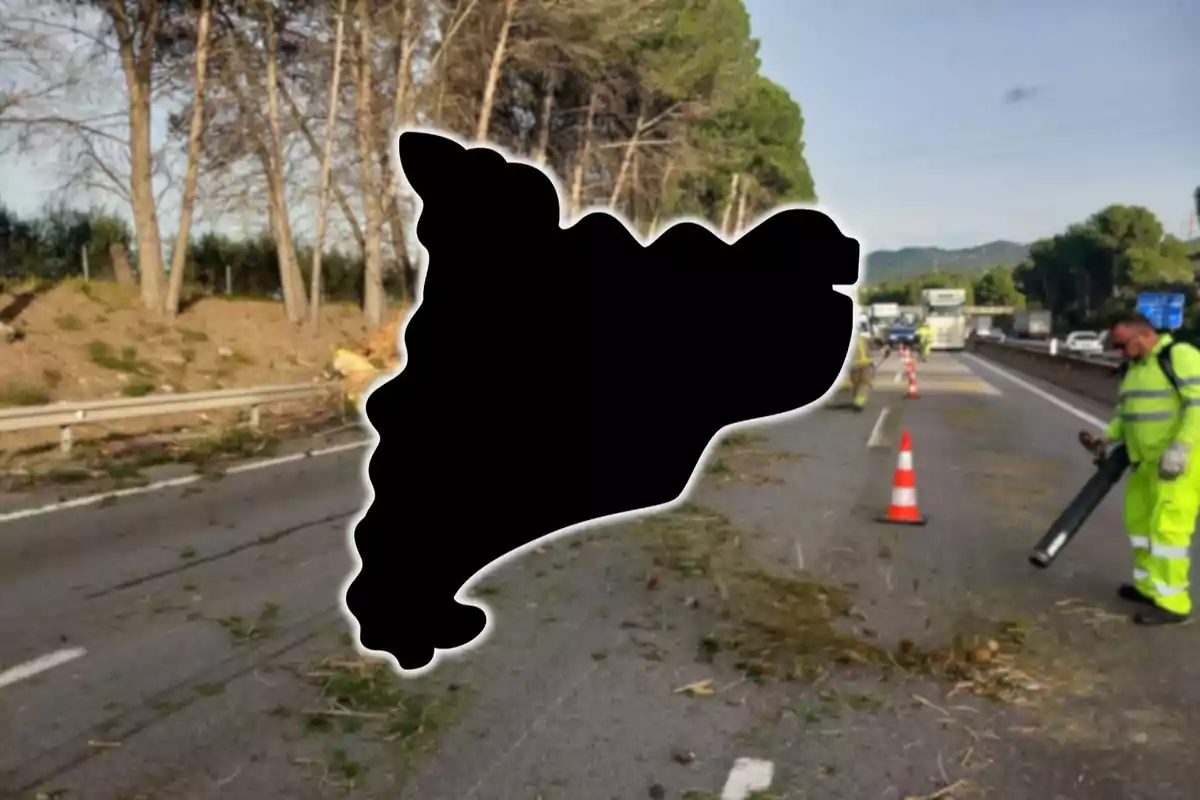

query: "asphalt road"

left=2, top=352, right=1200, bottom=799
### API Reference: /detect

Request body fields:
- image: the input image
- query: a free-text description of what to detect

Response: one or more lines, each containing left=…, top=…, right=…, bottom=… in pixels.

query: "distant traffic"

left=861, top=301, right=1118, bottom=362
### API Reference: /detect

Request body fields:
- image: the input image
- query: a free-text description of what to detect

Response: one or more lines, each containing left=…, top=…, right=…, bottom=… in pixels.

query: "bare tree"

left=475, top=0, right=518, bottom=141
left=307, top=0, right=350, bottom=333
left=165, top=0, right=214, bottom=316
left=352, top=0, right=386, bottom=328
left=257, top=0, right=308, bottom=321
left=111, top=0, right=169, bottom=310
left=0, top=1, right=171, bottom=310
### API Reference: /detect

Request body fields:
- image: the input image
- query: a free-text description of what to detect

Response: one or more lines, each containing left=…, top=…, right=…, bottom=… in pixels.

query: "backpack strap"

left=1157, top=341, right=1183, bottom=396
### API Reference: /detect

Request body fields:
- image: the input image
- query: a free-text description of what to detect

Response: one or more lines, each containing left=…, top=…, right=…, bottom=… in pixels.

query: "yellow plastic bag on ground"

left=331, top=348, right=378, bottom=409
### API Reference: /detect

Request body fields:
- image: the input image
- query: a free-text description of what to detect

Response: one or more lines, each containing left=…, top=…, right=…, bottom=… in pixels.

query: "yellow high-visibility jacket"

left=1105, top=334, right=1200, bottom=463
left=852, top=333, right=873, bottom=367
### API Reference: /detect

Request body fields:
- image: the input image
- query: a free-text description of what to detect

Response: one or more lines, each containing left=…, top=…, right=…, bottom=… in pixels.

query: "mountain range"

left=866, top=237, right=1200, bottom=284
left=865, top=240, right=1029, bottom=283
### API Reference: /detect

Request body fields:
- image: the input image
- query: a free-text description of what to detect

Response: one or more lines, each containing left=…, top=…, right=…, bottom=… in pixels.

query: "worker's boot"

left=1133, top=605, right=1190, bottom=626
left=1117, top=583, right=1155, bottom=607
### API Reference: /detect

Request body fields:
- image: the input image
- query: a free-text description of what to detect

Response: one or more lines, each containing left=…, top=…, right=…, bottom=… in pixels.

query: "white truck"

left=1013, top=309, right=1052, bottom=340
left=921, top=288, right=968, bottom=351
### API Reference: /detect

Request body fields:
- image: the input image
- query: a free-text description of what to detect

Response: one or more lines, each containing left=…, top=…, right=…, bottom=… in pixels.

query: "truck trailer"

left=1014, top=309, right=1052, bottom=339
left=921, top=288, right=968, bottom=351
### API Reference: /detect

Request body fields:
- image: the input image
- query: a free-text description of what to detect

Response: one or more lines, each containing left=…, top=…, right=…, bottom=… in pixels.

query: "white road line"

left=0, top=647, right=87, bottom=690
left=0, top=440, right=370, bottom=526
left=867, top=407, right=890, bottom=448
left=962, top=353, right=1106, bottom=430
left=721, top=757, right=775, bottom=800
left=893, top=369, right=902, bottom=384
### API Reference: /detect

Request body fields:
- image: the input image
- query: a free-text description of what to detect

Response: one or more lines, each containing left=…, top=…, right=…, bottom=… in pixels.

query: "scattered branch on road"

left=301, top=655, right=472, bottom=762
left=636, top=503, right=1101, bottom=716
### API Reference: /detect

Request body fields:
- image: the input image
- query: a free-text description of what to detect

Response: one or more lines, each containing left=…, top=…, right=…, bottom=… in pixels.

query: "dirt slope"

left=0, top=281, right=376, bottom=406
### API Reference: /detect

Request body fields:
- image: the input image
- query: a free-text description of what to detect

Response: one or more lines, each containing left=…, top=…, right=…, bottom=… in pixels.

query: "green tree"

left=972, top=266, right=1023, bottom=307
left=1010, top=204, right=1196, bottom=327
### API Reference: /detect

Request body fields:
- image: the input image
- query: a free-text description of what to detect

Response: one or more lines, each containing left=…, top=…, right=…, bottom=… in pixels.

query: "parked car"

left=973, top=328, right=1007, bottom=344
left=1065, top=330, right=1104, bottom=355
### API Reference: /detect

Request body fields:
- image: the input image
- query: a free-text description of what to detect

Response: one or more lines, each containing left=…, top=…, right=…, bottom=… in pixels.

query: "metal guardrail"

left=968, top=338, right=1123, bottom=408
left=0, top=382, right=337, bottom=453
left=995, top=338, right=1122, bottom=365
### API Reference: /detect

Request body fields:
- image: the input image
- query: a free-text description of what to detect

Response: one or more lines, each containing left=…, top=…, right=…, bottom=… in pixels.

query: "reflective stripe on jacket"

left=1105, top=334, right=1200, bottom=463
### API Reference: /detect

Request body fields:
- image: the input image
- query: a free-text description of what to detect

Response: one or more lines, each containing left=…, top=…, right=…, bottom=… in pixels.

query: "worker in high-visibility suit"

left=843, top=329, right=875, bottom=411
left=1083, top=313, right=1200, bottom=625
left=916, top=320, right=933, bottom=362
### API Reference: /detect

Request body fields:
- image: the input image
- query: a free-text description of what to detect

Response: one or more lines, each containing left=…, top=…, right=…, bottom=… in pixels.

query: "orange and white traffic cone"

left=905, top=368, right=920, bottom=399
left=878, top=430, right=926, bottom=525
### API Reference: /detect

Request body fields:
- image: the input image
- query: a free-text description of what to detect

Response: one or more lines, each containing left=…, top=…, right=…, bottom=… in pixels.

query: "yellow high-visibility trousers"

left=1124, top=458, right=1198, bottom=615
left=850, top=364, right=872, bottom=408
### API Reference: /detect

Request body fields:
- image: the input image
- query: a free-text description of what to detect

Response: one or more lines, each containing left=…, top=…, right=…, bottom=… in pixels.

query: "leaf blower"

left=1029, top=440, right=1131, bottom=569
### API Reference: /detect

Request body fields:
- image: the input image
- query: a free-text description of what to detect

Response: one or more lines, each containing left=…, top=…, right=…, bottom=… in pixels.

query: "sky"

left=0, top=1, right=1197, bottom=254
left=744, top=0, right=1199, bottom=251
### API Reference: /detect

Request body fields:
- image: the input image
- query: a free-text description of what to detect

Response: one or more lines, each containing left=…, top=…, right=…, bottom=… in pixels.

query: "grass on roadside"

left=0, top=426, right=284, bottom=492
left=0, top=381, right=52, bottom=407
left=704, top=431, right=800, bottom=487
left=87, top=340, right=156, bottom=375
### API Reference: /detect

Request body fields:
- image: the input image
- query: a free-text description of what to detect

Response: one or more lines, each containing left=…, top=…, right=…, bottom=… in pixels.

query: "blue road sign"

left=1137, top=292, right=1186, bottom=330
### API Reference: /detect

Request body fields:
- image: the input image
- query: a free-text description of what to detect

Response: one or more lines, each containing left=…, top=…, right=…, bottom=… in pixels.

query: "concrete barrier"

left=968, top=339, right=1121, bottom=408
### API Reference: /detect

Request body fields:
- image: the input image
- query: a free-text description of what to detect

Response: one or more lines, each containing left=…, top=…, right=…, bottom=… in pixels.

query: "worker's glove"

left=1078, top=431, right=1107, bottom=454
left=1160, top=442, right=1190, bottom=480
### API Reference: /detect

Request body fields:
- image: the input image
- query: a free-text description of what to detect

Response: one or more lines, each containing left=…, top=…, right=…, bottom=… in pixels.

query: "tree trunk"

left=307, top=0, right=349, bottom=334
left=530, top=70, right=556, bottom=165
left=355, top=0, right=387, bottom=329
left=111, top=0, right=166, bottom=313
left=109, top=243, right=136, bottom=289
left=164, top=0, right=213, bottom=317
left=379, top=0, right=416, bottom=305
left=568, top=86, right=598, bottom=216
left=647, top=156, right=675, bottom=237
left=278, top=81, right=367, bottom=253
left=734, top=181, right=749, bottom=236
left=608, top=109, right=645, bottom=208
left=719, top=173, right=741, bottom=235
left=261, top=0, right=307, bottom=323
left=630, top=150, right=640, bottom=227
left=387, top=217, right=416, bottom=299
left=475, top=0, right=519, bottom=141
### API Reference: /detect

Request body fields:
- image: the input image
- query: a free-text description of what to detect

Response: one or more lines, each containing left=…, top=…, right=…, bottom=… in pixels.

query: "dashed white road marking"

left=0, top=647, right=87, bottom=690
left=721, top=757, right=775, bottom=800
left=867, top=407, right=890, bottom=448
left=0, top=440, right=370, bottom=526
left=962, top=353, right=1106, bottom=430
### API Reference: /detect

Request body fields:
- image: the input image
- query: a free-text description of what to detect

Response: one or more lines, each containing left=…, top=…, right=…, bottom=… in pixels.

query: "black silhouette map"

left=344, top=130, right=862, bottom=672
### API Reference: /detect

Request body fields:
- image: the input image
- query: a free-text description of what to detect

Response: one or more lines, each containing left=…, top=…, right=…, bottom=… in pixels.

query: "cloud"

left=1003, top=85, right=1040, bottom=104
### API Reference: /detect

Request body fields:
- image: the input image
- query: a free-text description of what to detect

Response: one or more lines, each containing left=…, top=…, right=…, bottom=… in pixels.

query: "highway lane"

left=3, top=353, right=1200, bottom=798
left=0, top=446, right=368, bottom=799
